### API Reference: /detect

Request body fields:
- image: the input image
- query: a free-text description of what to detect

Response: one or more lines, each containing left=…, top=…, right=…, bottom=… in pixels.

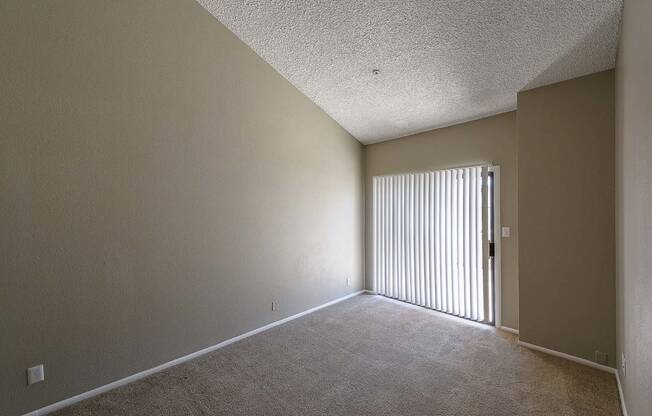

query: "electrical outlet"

left=272, top=301, right=277, bottom=312
left=346, top=277, right=351, bottom=286
left=501, top=226, right=511, bottom=238
left=27, top=364, right=45, bottom=385
left=621, top=352, right=626, bottom=377
left=595, top=351, right=608, bottom=365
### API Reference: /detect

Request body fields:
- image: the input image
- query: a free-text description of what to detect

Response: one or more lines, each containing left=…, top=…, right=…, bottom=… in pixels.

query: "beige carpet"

left=52, top=294, right=621, bottom=415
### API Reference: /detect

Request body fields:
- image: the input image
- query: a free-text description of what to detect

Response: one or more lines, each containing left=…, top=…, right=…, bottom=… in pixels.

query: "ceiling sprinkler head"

left=372, top=69, right=381, bottom=76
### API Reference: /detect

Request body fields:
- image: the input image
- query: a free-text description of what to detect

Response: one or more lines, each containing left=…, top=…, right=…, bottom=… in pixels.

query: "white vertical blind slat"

left=391, top=176, right=397, bottom=298
left=397, top=176, right=403, bottom=299
left=423, top=174, right=429, bottom=307
left=383, top=179, right=388, bottom=296
left=457, top=169, right=465, bottom=317
left=446, top=170, right=453, bottom=313
left=444, top=171, right=449, bottom=313
left=463, top=169, right=471, bottom=316
left=377, top=177, right=383, bottom=295
left=415, top=174, right=421, bottom=304
left=477, top=168, right=484, bottom=321
left=435, top=172, right=442, bottom=310
left=408, top=175, right=412, bottom=303
left=450, top=170, right=460, bottom=315
left=470, top=168, right=478, bottom=321
left=422, top=174, right=428, bottom=306
left=428, top=173, right=435, bottom=308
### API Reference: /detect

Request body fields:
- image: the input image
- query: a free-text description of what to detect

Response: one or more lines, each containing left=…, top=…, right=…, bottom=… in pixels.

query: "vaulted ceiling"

left=197, top=0, right=622, bottom=144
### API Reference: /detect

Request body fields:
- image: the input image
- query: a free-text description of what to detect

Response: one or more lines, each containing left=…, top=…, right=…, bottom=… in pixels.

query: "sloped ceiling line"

left=197, top=0, right=622, bottom=144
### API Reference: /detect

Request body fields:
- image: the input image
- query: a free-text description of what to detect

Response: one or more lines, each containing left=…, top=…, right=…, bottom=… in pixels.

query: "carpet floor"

left=52, top=294, right=621, bottom=416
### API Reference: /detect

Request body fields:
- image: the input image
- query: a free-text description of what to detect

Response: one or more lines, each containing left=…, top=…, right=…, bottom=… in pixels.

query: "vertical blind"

left=372, top=166, right=492, bottom=323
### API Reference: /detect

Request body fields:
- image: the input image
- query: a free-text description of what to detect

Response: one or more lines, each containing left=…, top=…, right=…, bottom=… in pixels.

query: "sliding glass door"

left=372, top=165, right=495, bottom=324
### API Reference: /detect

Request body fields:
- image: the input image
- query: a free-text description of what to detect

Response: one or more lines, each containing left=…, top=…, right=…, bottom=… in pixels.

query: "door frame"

left=488, top=165, right=502, bottom=328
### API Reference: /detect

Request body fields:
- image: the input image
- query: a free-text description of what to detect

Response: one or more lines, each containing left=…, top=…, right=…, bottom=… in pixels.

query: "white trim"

left=488, top=165, right=502, bottom=328
left=517, top=340, right=616, bottom=374
left=615, top=369, right=628, bottom=416
left=21, top=290, right=365, bottom=416
left=499, top=326, right=519, bottom=335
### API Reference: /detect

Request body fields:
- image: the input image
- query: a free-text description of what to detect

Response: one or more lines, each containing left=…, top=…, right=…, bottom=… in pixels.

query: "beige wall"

left=616, top=0, right=652, bottom=414
left=364, top=112, right=519, bottom=329
left=0, top=1, right=363, bottom=415
left=518, top=70, right=616, bottom=366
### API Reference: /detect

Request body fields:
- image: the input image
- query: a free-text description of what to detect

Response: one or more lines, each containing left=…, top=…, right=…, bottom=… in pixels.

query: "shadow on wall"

left=522, top=11, right=621, bottom=91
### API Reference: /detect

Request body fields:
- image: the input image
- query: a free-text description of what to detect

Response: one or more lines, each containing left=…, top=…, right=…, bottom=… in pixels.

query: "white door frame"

left=488, top=165, right=502, bottom=328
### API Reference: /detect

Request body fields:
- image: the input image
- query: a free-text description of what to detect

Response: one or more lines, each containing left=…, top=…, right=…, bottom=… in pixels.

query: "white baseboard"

left=21, top=290, right=364, bottom=416
left=517, top=340, right=616, bottom=374
left=499, top=326, right=519, bottom=335
left=615, top=369, right=628, bottom=416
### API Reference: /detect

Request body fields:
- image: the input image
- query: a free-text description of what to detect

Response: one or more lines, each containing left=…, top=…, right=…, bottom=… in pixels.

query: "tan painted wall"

left=0, top=1, right=363, bottom=415
left=615, top=0, right=652, bottom=414
left=364, top=112, right=519, bottom=330
left=518, top=70, right=616, bottom=366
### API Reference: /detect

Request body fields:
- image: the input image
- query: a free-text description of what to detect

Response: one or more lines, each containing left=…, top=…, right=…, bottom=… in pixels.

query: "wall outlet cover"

left=501, top=226, right=511, bottom=238
left=27, top=364, right=45, bottom=385
left=595, top=351, right=608, bottom=365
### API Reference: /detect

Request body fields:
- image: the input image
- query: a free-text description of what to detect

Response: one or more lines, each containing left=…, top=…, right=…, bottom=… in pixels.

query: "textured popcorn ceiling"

left=197, top=0, right=622, bottom=143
